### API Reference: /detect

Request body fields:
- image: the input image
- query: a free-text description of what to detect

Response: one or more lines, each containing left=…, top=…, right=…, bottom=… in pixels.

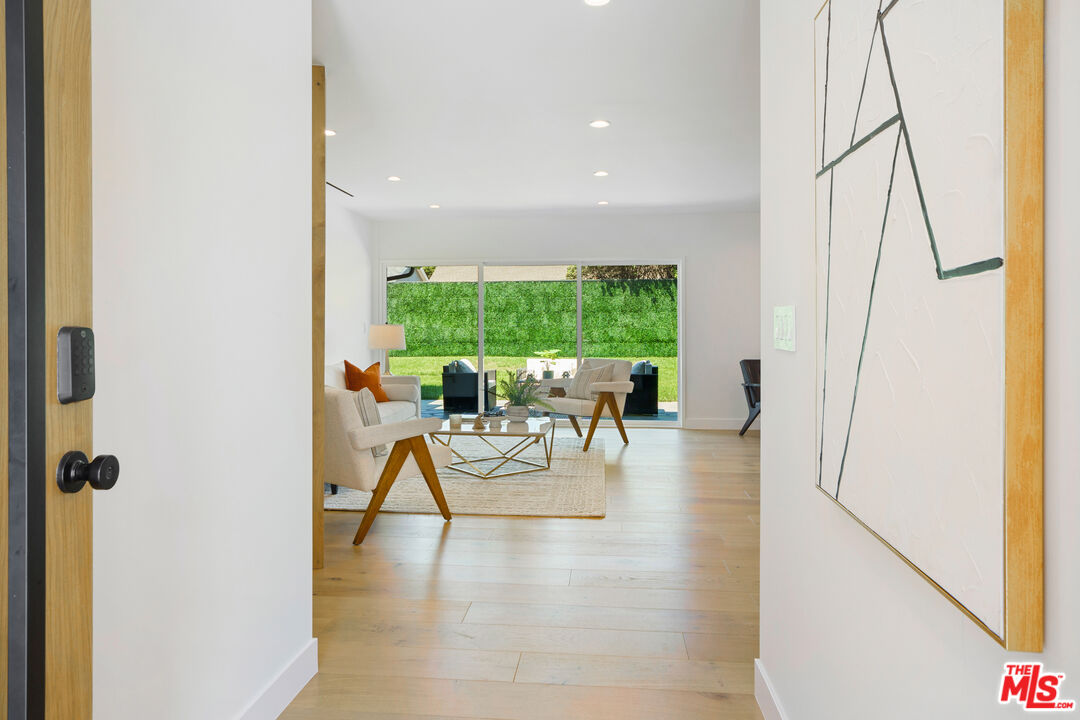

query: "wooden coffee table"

left=429, top=417, right=555, bottom=479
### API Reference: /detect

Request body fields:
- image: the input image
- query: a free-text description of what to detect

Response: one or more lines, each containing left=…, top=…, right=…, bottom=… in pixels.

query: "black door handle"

left=56, top=451, right=119, bottom=493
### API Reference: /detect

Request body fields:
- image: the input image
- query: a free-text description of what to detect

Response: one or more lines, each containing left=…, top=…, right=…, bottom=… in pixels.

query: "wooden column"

left=312, top=66, right=326, bottom=571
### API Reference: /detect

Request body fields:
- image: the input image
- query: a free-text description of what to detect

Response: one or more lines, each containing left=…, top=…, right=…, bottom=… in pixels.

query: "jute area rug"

left=324, top=436, right=605, bottom=518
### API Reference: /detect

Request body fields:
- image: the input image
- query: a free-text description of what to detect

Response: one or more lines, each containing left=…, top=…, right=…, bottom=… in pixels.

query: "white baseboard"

left=755, top=659, right=789, bottom=720
left=683, top=417, right=747, bottom=431
left=236, top=638, right=317, bottom=720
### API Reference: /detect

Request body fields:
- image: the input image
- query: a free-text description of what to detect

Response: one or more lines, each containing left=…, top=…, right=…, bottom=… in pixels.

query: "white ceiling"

left=313, top=0, right=760, bottom=218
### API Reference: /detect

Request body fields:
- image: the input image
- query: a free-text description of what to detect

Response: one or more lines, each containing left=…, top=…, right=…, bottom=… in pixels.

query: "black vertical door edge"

left=6, top=0, right=46, bottom=717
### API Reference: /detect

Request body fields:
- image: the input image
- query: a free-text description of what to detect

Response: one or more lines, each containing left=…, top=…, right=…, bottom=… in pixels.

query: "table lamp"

left=368, top=324, right=406, bottom=374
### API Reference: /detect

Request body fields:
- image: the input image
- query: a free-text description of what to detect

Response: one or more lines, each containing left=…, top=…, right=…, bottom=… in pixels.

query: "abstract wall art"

left=813, top=0, right=1043, bottom=650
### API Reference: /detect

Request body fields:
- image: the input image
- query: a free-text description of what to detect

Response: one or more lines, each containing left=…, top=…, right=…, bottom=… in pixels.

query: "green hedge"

left=582, top=279, right=677, bottom=357
left=386, top=281, right=479, bottom=357
left=387, top=279, right=677, bottom=358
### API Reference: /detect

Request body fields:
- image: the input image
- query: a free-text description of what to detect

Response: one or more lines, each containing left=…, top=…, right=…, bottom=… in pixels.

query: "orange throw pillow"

left=344, top=360, right=389, bottom=402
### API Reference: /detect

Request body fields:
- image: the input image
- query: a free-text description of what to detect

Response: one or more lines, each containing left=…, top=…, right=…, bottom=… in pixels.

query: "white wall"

left=375, top=210, right=761, bottom=428
left=326, top=195, right=377, bottom=368
left=758, top=1, right=1078, bottom=719
left=91, top=2, right=315, bottom=718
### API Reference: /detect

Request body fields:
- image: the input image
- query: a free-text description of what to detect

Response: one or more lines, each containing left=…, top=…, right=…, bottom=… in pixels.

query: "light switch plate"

left=773, top=305, right=796, bottom=352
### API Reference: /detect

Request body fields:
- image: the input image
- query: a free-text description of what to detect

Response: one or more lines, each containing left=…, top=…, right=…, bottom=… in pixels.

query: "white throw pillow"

left=567, top=363, right=613, bottom=401
left=354, top=387, right=389, bottom=457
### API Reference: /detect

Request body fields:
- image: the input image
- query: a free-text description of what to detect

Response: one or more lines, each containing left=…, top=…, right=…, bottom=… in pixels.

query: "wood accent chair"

left=739, top=358, right=761, bottom=436
left=542, top=358, right=635, bottom=452
left=324, top=388, right=452, bottom=544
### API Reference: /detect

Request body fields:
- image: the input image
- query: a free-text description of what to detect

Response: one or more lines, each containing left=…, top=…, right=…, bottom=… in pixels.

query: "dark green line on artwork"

left=942, top=257, right=1005, bottom=278
left=817, top=113, right=901, bottom=178
left=834, top=126, right=904, bottom=500
left=821, top=0, right=832, bottom=169
left=818, top=169, right=836, bottom=489
left=849, top=0, right=886, bottom=148
left=881, top=0, right=901, bottom=19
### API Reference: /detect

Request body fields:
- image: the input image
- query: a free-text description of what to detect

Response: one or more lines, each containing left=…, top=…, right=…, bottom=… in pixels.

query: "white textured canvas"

left=814, top=0, right=1005, bottom=635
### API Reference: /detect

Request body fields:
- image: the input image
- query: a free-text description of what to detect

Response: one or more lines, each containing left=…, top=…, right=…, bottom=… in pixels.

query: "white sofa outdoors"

left=324, top=361, right=421, bottom=424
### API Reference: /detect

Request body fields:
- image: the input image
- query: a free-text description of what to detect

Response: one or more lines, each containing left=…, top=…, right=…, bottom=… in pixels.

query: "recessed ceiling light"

left=324, top=129, right=336, bottom=136
left=429, top=204, right=441, bottom=209
left=597, top=201, right=609, bottom=206
left=589, top=120, right=611, bottom=129
left=584, top=0, right=610, bottom=6
left=387, top=176, right=401, bottom=182
left=593, top=170, right=609, bottom=177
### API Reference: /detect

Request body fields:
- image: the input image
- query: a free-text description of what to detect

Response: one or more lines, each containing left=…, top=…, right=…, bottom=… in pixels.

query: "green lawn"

left=387, top=356, right=678, bottom=403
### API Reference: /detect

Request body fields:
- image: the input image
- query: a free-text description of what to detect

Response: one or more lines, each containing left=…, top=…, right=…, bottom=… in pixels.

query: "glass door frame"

left=380, top=259, right=684, bottom=428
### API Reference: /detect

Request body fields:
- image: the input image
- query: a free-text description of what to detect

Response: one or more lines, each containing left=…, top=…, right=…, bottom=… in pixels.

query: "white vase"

left=506, top=405, right=530, bottom=422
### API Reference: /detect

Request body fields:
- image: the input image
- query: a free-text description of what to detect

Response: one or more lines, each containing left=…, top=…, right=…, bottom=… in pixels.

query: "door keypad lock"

left=58, top=326, right=95, bottom=404
left=57, top=451, right=119, bottom=494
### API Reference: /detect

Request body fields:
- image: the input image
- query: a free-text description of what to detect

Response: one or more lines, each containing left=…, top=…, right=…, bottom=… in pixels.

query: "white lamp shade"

left=368, top=324, right=406, bottom=351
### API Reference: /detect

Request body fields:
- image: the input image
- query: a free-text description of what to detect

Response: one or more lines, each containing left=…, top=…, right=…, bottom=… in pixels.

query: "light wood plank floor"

left=283, top=427, right=762, bottom=720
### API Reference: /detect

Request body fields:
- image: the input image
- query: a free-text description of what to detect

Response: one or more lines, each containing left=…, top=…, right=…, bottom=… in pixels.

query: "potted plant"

left=497, top=370, right=553, bottom=422
left=533, top=349, right=560, bottom=379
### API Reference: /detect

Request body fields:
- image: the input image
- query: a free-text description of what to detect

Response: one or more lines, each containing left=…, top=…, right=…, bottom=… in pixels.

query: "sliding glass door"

left=482, top=265, right=578, bottom=394
left=581, top=265, right=679, bottom=422
left=384, top=262, right=679, bottom=424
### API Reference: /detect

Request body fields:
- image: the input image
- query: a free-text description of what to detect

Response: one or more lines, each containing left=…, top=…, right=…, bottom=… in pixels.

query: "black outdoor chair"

left=739, top=359, right=761, bottom=436
left=442, top=367, right=497, bottom=413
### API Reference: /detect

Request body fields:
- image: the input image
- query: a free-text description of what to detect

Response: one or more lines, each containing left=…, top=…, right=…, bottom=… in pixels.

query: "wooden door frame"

left=5, top=0, right=94, bottom=715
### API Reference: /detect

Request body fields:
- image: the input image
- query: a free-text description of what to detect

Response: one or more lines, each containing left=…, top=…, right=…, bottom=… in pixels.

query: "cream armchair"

left=541, top=358, right=634, bottom=452
left=325, top=387, right=452, bottom=544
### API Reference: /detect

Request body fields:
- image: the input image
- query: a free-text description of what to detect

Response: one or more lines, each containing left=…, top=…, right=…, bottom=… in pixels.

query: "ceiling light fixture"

left=589, top=120, right=611, bottom=129
left=387, top=176, right=401, bottom=182
left=597, top=201, right=609, bottom=206
left=324, top=129, right=336, bottom=136
left=584, top=0, right=610, bottom=6
left=593, top=170, right=609, bottom=177
left=429, top=204, right=441, bottom=209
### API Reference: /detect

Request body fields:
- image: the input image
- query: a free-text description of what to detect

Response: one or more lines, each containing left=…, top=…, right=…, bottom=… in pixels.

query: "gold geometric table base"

left=429, top=423, right=556, bottom=479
